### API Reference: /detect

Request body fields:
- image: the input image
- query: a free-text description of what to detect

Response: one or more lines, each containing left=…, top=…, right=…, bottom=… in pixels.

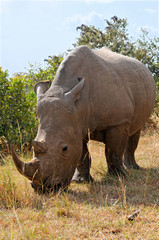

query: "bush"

left=0, top=68, right=37, bottom=154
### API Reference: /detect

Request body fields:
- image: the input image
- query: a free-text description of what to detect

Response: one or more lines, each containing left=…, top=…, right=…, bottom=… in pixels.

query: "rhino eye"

left=63, top=146, right=68, bottom=152
left=59, top=143, right=68, bottom=155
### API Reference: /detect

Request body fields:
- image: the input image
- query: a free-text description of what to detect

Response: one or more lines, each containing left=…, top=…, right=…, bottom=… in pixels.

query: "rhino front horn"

left=11, top=145, right=41, bottom=181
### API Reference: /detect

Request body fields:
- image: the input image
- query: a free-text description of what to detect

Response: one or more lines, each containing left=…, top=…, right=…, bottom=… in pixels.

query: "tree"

left=74, top=16, right=134, bottom=55
left=133, top=28, right=159, bottom=81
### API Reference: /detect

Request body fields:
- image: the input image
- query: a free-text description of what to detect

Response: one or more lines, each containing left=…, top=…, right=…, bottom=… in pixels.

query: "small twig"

left=127, top=210, right=140, bottom=221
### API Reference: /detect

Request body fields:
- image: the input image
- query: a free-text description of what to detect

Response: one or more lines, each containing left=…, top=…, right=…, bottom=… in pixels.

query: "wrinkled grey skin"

left=12, top=46, right=156, bottom=194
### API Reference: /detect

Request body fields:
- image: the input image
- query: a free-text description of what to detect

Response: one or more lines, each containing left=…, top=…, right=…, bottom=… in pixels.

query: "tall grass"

left=0, top=133, right=159, bottom=239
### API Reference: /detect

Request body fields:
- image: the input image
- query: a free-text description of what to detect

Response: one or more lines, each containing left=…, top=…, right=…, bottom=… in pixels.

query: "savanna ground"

left=0, top=129, right=159, bottom=240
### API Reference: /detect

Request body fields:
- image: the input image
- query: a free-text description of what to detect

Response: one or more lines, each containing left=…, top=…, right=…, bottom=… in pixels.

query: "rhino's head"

left=12, top=79, right=86, bottom=194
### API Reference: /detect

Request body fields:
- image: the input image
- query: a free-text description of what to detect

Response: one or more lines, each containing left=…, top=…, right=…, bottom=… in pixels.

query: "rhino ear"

left=65, top=78, right=85, bottom=103
left=34, top=80, right=50, bottom=102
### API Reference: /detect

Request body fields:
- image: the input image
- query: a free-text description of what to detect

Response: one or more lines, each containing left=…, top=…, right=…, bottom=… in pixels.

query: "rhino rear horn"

left=65, top=78, right=85, bottom=102
left=32, top=140, right=48, bottom=153
left=34, top=80, right=50, bottom=102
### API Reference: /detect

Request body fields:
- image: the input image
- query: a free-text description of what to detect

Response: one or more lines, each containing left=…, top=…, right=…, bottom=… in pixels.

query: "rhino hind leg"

left=123, top=130, right=141, bottom=169
left=72, top=141, right=94, bottom=183
left=105, top=124, right=129, bottom=177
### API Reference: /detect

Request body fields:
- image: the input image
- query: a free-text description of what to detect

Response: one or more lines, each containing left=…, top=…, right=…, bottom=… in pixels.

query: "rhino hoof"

left=124, top=163, right=140, bottom=170
left=133, top=164, right=140, bottom=170
left=72, top=172, right=94, bottom=183
left=108, top=166, right=128, bottom=178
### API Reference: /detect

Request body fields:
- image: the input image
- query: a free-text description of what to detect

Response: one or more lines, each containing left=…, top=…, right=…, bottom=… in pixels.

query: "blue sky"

left=0, top=0, right=159, bottom=76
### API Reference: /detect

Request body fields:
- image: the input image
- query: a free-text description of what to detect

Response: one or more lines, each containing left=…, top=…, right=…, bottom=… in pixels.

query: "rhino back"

left=51, top=46, right=156, bottom=135
left=90, top=47, right=156, bottom=134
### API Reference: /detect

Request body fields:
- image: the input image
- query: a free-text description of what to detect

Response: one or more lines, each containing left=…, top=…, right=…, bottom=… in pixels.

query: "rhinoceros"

left=12, top=45, right=156, bottom=193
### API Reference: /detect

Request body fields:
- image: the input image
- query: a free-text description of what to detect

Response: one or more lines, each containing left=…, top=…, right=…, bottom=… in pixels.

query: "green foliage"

left=133, top=29, right=159, bottom=113
left=134, top=28, right=159, bottom=78
left=0, top=68, right=9, bottom=136
left=74, top=16, right=134, bottom=55
left=0, top=68, right=37, bottom=153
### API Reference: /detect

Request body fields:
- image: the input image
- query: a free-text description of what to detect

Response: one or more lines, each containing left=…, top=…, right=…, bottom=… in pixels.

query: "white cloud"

left=64, top=11, right=103, bottom=26
left=144, top=8, right=157, bottom=14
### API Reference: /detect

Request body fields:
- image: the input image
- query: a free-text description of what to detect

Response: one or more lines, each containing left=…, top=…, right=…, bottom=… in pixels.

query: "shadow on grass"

left=68, top=167, right=159, bottom=208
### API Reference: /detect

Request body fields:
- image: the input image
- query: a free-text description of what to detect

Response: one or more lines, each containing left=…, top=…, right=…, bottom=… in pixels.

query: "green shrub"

left=0, top=68, right=37, bottom=153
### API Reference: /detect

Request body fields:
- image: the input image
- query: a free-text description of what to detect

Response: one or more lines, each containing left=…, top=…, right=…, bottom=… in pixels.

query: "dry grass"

left=0, top=133, right=159, bottom=240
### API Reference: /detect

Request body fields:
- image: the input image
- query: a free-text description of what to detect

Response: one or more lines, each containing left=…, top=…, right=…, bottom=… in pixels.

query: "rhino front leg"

left=123, top=130, right=140, bottom=169
left=72, top=141, right=94, bottom=183
left=105, top=124, right=129, bottom=176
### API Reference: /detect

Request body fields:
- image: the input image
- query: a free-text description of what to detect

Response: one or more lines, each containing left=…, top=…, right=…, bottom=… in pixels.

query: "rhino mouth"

left=31, top=182, right=62, bottom=194
left=31, top=178, right=68, bottom=195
